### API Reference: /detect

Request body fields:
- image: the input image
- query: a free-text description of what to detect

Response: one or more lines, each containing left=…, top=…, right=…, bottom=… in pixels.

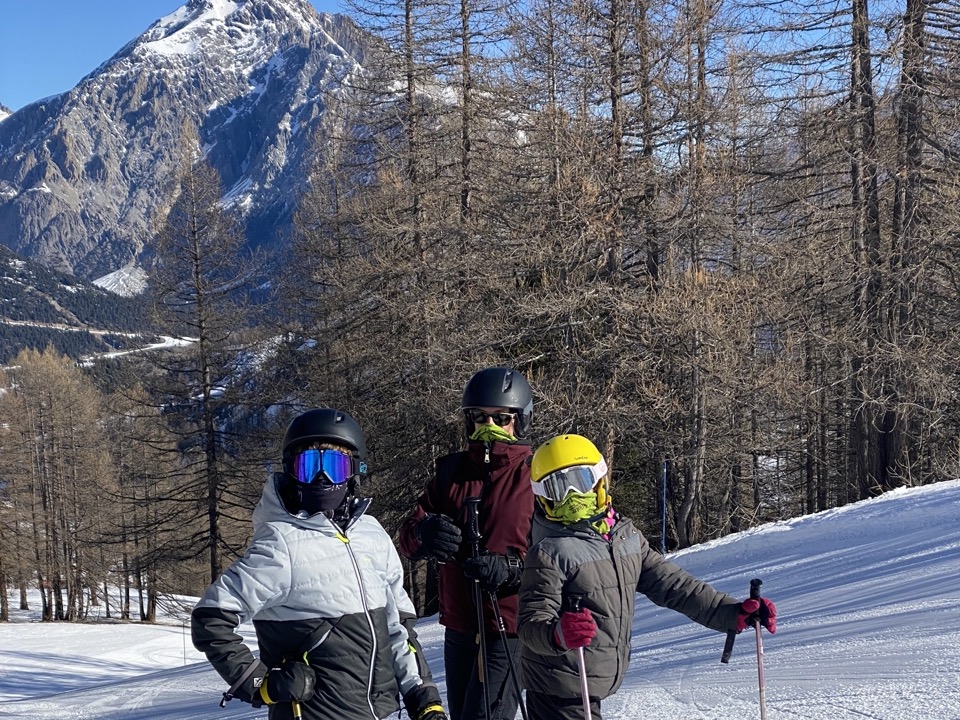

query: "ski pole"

left=750, top=578, right=767, bottom=720
left=292, top=700, right=303, bottom=720
left=487, top=591, right=529, bottom=720
left=465, top=497, right=491, bottom=720
left=563, top=594, right=592, bottom=720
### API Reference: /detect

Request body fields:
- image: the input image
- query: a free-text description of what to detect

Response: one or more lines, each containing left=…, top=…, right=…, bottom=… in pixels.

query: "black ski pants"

left=443, top=627, right=523, bottom=720
left=526, top=690, right=602, bottom=720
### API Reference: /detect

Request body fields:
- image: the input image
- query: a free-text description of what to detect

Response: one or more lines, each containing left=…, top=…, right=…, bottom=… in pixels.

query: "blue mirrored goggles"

left=292, top=449, right=367, bottom=485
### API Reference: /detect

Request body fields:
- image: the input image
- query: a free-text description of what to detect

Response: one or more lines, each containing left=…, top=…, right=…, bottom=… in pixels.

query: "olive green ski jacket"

left=518, top=510, right=741, bottom=700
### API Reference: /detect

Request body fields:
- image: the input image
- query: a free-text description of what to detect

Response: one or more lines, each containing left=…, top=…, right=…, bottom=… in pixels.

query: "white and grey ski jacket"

left=192, top=474, right=430, bottom=720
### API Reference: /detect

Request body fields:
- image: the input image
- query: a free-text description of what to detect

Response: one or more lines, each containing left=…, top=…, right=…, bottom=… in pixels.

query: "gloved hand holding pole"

left=563, top=594, right=593, bottom=720
left=750, top=578, right=768, bottom=720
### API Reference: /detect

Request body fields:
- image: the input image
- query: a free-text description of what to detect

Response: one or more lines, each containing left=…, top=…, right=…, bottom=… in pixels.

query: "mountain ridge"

left=0, top=0, right=370, bottom=280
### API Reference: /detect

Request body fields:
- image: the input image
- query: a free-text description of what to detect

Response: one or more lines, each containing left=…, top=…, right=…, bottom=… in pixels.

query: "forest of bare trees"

left=3, top=0, right=960, bottom=620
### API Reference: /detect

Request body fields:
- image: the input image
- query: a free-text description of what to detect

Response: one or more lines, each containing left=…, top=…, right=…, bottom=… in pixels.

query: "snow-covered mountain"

left=0, top=103, right=11, bottom=123
left=0, top=0, right=372, bottom=280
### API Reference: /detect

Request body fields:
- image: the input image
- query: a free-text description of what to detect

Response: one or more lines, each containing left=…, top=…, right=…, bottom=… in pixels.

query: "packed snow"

left=1, top=480, right=958, bottom=719
left=92, top=264, right=149, bottom=297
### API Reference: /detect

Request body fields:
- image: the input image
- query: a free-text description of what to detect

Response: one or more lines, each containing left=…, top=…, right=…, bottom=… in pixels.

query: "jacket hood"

left=253, top=473, right=371, bottom=533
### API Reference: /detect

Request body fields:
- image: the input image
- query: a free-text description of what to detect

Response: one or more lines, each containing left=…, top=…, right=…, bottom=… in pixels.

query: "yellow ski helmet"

left=530, top=434, right=609, bottom=504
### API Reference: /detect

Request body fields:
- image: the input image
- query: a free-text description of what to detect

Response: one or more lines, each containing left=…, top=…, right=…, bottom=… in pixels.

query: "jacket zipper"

left=342, top=531, right=380, bottom=719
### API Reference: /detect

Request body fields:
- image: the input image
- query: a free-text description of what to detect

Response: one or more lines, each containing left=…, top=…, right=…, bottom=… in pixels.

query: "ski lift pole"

left=465, top=497, right=491, bottom=720
left=750, top=578, right=768, bottom=720
left=660, top=458, right=668, bottom=555
left=563, top=594, right=592, bottom=720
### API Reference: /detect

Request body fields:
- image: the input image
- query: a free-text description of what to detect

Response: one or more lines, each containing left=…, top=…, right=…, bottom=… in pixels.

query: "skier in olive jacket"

left=192, top=408, right=446, bottom=720
left=518, top=434, right=777, bottom=720
left=398, top=367, right=535, bottom=720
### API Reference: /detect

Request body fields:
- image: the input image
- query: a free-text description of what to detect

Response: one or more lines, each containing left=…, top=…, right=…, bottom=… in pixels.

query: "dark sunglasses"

left=465, top=408, right=517, bottom=427
left=292, top=449, right=367, bottom=485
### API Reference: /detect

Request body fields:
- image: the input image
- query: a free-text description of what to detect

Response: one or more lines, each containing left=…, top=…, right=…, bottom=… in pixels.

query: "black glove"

left=256, top=662, right=316, bottom=706
left=416, top=514, right=462, bottom=561
left=462, top=552, right=522, bottom=593
left=404, top=683, right=449, bottom=720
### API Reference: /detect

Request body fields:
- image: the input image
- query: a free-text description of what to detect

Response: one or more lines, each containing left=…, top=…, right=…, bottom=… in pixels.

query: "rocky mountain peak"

left=0, top=0, right=368, bottom=283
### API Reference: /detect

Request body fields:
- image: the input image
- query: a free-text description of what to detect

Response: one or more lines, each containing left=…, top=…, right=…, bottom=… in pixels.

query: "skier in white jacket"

left=192, top=408, right=447, bottom=720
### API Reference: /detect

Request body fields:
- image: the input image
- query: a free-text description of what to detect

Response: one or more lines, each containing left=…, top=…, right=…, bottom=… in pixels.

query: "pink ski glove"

left=737, top=597, right=777, bottom=634
left=556, top=608, right=597, bottom=649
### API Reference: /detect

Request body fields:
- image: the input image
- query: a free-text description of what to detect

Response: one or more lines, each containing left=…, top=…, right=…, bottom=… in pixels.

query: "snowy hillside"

left=1, top=480, right=959, bottom=719
left=92, top=264, right=149, bottom=297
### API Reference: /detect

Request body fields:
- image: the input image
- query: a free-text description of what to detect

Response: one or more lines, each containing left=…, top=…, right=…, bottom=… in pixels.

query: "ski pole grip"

left=465, top=497, right=482, bottom=558
left=563, top=593, right=583, bottom=614
left=750, top=578, right=762, bottom=601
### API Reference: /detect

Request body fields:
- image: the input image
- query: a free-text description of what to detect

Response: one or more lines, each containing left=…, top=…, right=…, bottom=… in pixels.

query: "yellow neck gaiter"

left=541, top=483, right=612, bottom=535
left=470, top=424, right=517, bottom=443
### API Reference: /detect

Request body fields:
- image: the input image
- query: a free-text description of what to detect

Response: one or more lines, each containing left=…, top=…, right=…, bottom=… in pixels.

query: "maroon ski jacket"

left=398, top=439, right=534, bottom=635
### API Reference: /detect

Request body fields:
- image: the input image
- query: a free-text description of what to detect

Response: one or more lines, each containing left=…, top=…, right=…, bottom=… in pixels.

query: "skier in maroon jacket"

left=399, top=367, right=535, bottom=720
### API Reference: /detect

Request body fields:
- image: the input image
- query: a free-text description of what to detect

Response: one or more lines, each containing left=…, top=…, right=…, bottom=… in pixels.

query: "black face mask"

left=276, top=473, right=350, bottom=518
left=297, top=481, right=350, bottom=517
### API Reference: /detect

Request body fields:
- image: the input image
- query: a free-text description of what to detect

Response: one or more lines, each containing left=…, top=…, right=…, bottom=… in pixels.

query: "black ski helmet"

left=278, top=408, right=367, bottom=520
left=282, top=408, right=367, bottom=467
left=461, top=367, right=533, bottom=436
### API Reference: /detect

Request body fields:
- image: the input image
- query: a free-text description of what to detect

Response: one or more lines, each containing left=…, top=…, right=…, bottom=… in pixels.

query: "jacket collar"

left=465, top=437, right=532, bottom=468
left=530, top=506, right=628, bottom=542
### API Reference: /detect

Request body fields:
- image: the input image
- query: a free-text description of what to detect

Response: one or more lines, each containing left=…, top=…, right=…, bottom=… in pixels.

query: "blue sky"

left=0, top=0, right=342, bottom=111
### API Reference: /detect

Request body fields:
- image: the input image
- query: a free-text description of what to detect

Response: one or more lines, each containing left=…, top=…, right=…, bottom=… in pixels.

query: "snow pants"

left=443, top=627, right=522, bottom=720
left=526, top=690, right=603, bottom=720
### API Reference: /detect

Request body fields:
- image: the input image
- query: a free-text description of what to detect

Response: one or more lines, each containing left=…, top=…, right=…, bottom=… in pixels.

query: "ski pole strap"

left=220, top=660, right=263, bottom=707
left=720, top=629, right=736, bottom=664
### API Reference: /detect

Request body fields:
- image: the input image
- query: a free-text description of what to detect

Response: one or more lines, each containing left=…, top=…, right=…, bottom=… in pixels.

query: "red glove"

left=556, top=608, right=597, bottom=649
left=737, top=597, right=777, bottom=634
